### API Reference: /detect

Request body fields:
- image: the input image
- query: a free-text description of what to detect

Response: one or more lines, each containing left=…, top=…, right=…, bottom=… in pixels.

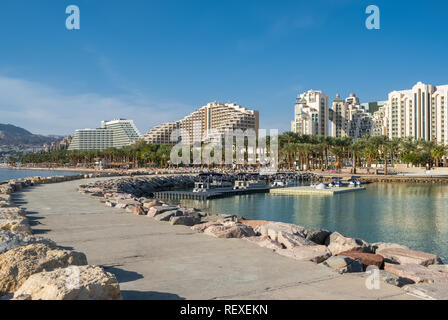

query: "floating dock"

left=269, top=186, right=366, bottom=196
left=154, top=187, right=270, bottom=200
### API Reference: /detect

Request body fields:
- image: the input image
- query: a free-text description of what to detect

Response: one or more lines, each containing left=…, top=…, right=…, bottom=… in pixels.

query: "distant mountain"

left=0, top=123, right=63, bottom=146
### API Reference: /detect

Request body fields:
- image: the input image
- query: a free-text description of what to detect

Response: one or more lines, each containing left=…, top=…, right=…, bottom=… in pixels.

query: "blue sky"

left=0, top=0, right=447, bottom=135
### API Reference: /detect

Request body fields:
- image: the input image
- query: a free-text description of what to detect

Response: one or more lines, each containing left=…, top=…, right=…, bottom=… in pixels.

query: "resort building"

left=68, top=119, right=141, bottom=151
left=144, top=102, right=259, bottom=145
left=372, top=105, right=388, bottom=136
left=330, top=93, right=374, bottom=139
left=144, top=121, right=181, bottom=145
left=291, top=90, right=329, bottom=136
left=372, top=82, right=448, bottom=143
left=360, top=100, right=387, bottom=114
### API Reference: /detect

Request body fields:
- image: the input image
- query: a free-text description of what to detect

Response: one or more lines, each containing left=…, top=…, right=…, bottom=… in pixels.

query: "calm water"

left=180, top=183, right=448, bottom=262
left=0, top=168, right=84, bottom=182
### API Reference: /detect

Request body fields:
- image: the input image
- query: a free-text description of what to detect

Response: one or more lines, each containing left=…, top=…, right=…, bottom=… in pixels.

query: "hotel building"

left=291, top=90, right=329, bottom=136
left=144, top=102, right=259, bottom=145
left=68, top=119, right=141, bottom=151
left=330, top=93, right=374, bottom=139
left=144, top=121, right=181, bottom=145
left=372, top=82, right=448, bottom=143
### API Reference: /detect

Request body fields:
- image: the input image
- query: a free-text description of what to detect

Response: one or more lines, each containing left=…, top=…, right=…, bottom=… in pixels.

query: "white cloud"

left=0, top=75, right=194, bottom=136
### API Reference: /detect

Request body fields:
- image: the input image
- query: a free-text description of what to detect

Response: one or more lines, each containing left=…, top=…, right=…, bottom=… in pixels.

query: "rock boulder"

left=132, top=205, right=146, bottom=216
left=324, top=232, right=369, bottom=255
left=0, top=231, right=56, bottom=254
left=154, top=210, right=182, bottom=222
left=276, top=231, right=316, bottom=249
left=337, top=249, right=384, bottom=269
left=384, top=263, right=448, bottom=284
left=320, top=256, right=363, bottom=273
left=305, top=228, right=331, bottom=245
left=0, top=244, right=88, bottom=295
left=147, top=206, right=178, bottom=218
left=0, top=216, right=31, bottom=234
left=377, top=248, right=442, bottom=266
left=13, top=265, right=122, bottom=300
left=244, top=236, right=284, bottom=251
left=276, top=245, right=331, bottom=263
left=169, top=215, right=201, bottom=226
left=143, top=200, right=162, bottom=209
left=368, top=242, right=408, bottom=253
left=255, top=222, right=307, bottom=239
left=203, top=222, right=255, bottom=239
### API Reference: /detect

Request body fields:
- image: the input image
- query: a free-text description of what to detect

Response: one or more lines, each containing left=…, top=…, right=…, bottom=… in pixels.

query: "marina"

left=154, top=187, right=270, bottom=200
left=155, top=173, right=366, bottom=199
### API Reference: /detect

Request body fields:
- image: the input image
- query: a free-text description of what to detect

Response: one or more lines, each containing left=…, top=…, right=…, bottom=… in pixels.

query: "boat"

left=348, top=176, right=365, bottom=187
left=271, top=179, right=297, bottom=188
left=329, top=177, right=343, bottom=188
left=271, top=180, right=285, bottom=187
left=234, top=179, right=267, bottom=190
left=192, top=181, right=234, bottom=193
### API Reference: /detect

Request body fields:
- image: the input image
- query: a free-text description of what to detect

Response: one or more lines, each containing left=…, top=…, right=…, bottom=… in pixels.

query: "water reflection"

left=180, top=183, right=448, bottom=262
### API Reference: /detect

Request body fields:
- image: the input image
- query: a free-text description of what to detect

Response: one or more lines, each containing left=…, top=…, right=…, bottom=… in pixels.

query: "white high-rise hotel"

left=291, top=90, right=329, bottom=136
left=374, top=82, right=448, bottom=143
left=68, top=119, right=141, bottom=151
left=292, top=82, right=448, bottom=144
left=144, top=102, right=259, bottom=145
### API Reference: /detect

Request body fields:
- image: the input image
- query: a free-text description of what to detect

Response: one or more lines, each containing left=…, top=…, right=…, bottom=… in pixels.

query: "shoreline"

left=74, top=175, right=447, bottom=299
left=2, top=173, right=447, bottom=299
left=6, top=176, right=415, bottom=300
left=4, top=164, right=448, bottom=183
left=0, top=174, right=124, bottom=299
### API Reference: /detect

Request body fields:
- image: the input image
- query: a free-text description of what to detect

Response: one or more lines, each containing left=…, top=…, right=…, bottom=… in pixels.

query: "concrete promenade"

left=12, top=178, right=416, bottom=300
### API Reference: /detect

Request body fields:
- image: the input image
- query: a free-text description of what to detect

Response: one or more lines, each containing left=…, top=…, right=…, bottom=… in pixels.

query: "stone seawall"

left=78, top=175, right=448, bottom=300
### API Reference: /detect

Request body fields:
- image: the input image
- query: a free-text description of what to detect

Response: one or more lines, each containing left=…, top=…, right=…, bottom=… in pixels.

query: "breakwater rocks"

left=0, top=173, right=124, bottom=194
left=79, top=175, right=200, bottom=198
left=0, top=176, right=122, bottom=300
left=80, top=175, right=448, bottom=300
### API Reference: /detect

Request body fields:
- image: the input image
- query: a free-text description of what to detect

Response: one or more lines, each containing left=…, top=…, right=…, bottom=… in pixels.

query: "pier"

left=13, top=176, right=413, bottom=300
left=154, top=187, right=270, bottom=200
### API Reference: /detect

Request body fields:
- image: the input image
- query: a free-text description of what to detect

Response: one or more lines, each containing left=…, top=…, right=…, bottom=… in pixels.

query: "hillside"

left=0, top=123, right=62, bottom=146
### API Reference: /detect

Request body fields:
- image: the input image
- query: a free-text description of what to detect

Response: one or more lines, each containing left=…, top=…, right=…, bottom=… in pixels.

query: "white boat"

left=234, top=180, right=267, bottom=190
left=271, top=180, right=285, bottom=187
left=193, top=181, right=233, bottom=193
left=271, top=180, right=297, bottom=187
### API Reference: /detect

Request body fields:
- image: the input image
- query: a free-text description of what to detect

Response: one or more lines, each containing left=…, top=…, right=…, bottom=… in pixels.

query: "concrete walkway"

left=12, top=178, right=416, bottom=300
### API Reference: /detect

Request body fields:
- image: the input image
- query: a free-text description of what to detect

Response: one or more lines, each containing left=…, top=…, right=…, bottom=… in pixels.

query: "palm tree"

left=350, top=139, right=365, bottom=174
left=371, top=135, right=390, bottom=175
left=431, top=144, right=447, bottom=168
